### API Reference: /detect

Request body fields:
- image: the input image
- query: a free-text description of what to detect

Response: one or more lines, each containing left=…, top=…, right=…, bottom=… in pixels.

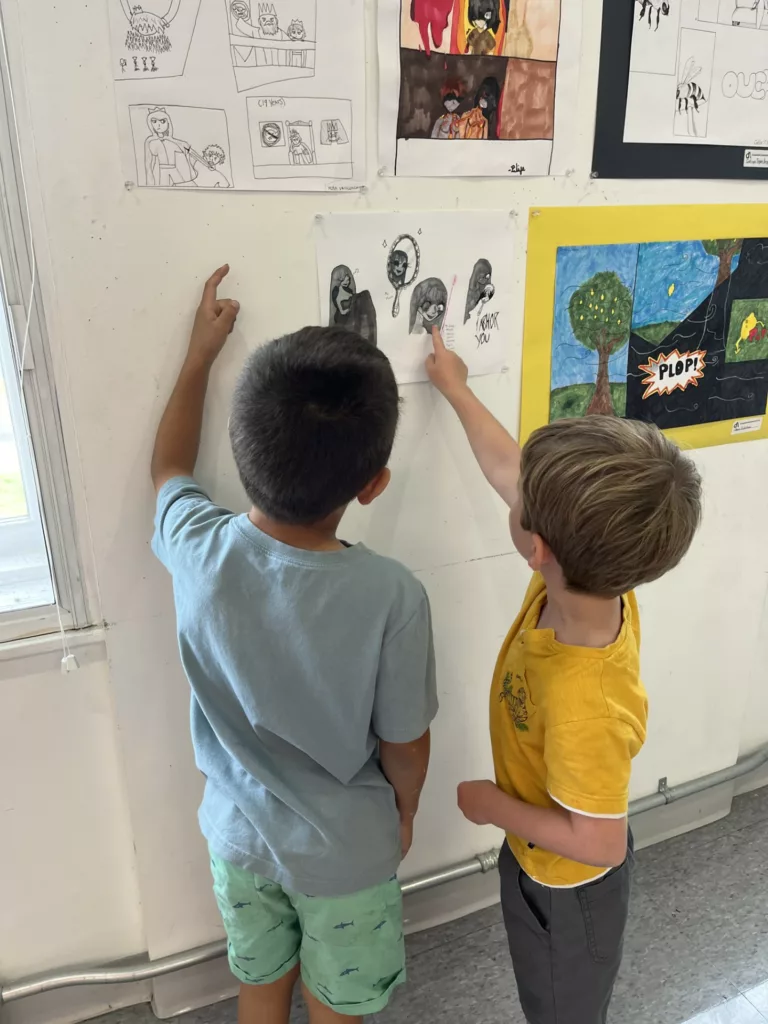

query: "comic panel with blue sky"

left=551, top=237, right=768, bottom=430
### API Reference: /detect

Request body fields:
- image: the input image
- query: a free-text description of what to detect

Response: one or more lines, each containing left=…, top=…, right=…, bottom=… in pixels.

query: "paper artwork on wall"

left=625, top=0, right=768, bottom=148
left=593, top=0, right=768, bottom=179
left=108, top=0, right=365, bottom=192
left=377, top=0, right=582, bottom=177
left=315, top=212, right=512, bottom=384
left=521, top=205, right=768, bottom=450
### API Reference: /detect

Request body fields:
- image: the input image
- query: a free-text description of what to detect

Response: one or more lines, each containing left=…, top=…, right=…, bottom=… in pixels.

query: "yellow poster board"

left=521, top=205, right=768, bottom=449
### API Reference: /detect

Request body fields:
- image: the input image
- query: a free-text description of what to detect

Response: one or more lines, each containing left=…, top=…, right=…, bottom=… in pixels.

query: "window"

left=0, top=27, right=89, bottom=642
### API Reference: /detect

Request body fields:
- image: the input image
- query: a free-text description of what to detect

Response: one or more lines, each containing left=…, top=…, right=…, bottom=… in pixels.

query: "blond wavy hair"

left=520, top=417, right=702, bottom=597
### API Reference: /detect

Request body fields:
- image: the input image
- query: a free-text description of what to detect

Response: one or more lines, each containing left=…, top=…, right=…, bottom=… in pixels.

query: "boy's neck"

left=538, top=569, right=622, bottom=649
left=248, top=507, right=345, bottom=552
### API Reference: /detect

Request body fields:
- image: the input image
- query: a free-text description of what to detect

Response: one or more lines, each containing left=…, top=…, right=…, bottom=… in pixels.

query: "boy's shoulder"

left=535, top=595, right=646, bottom=737
left=356, top=545, right=429, bottom=620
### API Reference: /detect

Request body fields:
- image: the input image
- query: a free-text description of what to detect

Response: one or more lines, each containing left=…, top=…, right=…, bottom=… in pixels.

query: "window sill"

left=0, top=624, right=107, bottom=679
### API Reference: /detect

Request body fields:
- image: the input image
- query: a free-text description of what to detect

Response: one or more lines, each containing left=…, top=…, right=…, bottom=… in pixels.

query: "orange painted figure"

left=456, top=77, right=500, bottom=139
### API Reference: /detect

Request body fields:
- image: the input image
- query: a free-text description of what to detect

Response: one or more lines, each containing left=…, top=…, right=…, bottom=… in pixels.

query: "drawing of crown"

left=258, top=3, right=276, bottom=13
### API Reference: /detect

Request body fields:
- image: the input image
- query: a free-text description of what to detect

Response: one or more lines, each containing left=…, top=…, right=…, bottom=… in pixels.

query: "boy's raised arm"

left=151, top=265, right=239, bottom=492
left=426, top=327, right=521, bottom=509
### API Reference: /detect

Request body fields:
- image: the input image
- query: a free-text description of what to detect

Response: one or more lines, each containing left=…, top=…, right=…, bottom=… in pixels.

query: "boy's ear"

left=527, top=533, right=551, bottom=573
left=358, top=467, right=391, bottom=507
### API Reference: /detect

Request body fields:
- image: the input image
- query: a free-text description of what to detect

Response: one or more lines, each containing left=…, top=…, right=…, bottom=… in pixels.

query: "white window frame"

left=0, top=26, right=90, bottom=642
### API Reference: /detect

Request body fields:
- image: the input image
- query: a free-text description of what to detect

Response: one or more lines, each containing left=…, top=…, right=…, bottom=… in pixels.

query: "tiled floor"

left=93, top=787, right=768, bottom=1024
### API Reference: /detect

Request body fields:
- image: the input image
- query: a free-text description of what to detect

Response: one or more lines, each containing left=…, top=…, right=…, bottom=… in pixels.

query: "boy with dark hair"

left=151, top=267, right=437, bottom=1024
left=426, top=327, right=702, bottom=1024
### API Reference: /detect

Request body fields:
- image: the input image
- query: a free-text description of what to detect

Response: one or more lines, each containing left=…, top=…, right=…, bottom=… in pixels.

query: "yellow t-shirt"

left=490, top=574, right=648, bottom=887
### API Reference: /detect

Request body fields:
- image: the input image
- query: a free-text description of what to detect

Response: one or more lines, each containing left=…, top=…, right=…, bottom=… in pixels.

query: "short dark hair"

left=230, top=326, right=400, bottom=524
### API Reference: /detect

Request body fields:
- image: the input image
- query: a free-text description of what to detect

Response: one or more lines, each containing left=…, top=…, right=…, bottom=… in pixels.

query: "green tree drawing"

left=568, top=271, right=633, bottom=417
left=701, top=238, right=742, bottom=288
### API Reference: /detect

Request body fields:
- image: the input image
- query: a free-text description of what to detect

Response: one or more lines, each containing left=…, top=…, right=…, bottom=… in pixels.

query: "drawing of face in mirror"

left=387, top=234, right=421, bottom=317
left=410, top=278, right=448, bottom=335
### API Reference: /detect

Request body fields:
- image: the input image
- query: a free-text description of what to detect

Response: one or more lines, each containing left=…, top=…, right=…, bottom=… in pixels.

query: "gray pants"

left=499, top=836, right=633, bottom=1024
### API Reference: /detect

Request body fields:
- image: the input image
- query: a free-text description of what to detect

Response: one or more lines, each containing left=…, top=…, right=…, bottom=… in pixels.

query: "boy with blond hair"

left=427, top=328, right=702, bottom=1024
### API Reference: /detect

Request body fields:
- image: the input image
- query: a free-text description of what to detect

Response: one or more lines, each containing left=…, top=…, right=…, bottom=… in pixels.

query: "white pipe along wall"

left=0, top=0, right=766, bottom=1021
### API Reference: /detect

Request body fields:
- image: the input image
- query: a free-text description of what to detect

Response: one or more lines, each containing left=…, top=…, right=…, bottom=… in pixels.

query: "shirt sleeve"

left=372, top=590, right=438, bottom=744
left=152, top=476, right=232, bottom=574
left=544, top=718, right=643, bottom=818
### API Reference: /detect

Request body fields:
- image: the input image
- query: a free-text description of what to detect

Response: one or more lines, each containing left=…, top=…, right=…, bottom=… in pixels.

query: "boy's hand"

left=457, top=780, right=502, bottom=826
left=400, top=817, right=414, bottom=858
left=426, top=326, right=469, bottom=399
left=188, top=265, right=240, bottom=369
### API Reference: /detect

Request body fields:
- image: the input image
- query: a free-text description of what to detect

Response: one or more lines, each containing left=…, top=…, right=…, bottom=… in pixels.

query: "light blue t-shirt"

left=153, top=477, right=438, bottom=897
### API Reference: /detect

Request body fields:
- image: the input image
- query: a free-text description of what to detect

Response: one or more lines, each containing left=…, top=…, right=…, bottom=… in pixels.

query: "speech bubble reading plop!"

left=639, top=349, right=706, bottom=400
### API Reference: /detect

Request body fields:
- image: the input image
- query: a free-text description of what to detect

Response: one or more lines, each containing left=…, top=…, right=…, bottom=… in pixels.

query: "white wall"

left=1, top=0, right=767, bottom=1009
left=0, top=642, right=144, bottom=980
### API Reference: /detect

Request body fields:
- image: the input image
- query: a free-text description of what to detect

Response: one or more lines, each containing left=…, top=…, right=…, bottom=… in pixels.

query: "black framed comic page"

left=593, top=0, right=768, bottom=180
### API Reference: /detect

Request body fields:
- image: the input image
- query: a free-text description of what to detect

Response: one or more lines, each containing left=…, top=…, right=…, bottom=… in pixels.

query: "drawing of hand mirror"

left=387, top=234, right=421, bottom=317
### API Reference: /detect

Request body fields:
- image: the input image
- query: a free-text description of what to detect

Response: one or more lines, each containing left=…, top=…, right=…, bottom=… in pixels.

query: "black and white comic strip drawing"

left=110, top=0, right=202, bottom=79
left=625, top=0, right=768, bottom=149
left=227, top=0, right=317, bottom=93
left=129, top=105, right=233, bottom=188
left=247, top=96, right=352, bottom=180
left=329, top=266, right=378, bottom=346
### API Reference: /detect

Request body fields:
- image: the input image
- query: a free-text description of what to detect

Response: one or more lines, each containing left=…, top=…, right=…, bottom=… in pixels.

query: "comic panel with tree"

left=550, top=237, right=768, bottom=432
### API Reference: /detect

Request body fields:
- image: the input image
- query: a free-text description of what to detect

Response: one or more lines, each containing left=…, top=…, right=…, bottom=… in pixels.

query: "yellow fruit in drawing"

left=668, top=283, right=675, bottom=297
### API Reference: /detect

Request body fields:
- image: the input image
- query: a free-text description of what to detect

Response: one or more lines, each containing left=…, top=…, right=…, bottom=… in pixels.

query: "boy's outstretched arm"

left=151, top=265, right=239, bottom=492
left=426, top=326, right=521, bottom=509
left=380, top=730, right=431, bottom=858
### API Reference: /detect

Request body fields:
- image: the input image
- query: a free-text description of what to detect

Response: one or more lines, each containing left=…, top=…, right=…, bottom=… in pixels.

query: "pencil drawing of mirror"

left=387, top=234, right=421, bottom=317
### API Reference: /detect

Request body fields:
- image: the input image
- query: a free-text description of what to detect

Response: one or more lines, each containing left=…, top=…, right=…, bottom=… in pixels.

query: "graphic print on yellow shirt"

left=490, top=574, right=648, bottom=887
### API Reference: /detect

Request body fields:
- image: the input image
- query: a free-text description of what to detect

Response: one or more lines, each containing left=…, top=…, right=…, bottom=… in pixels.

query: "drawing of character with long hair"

left=144, top=107, right=207, bottom=186
left=456, top=77, right=500, bottom=140
left=410, top=278, right=448, bottom=334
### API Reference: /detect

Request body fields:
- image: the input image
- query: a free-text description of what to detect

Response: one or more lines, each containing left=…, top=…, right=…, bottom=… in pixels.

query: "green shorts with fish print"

left=210, top=852, right=406, bottom=1017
